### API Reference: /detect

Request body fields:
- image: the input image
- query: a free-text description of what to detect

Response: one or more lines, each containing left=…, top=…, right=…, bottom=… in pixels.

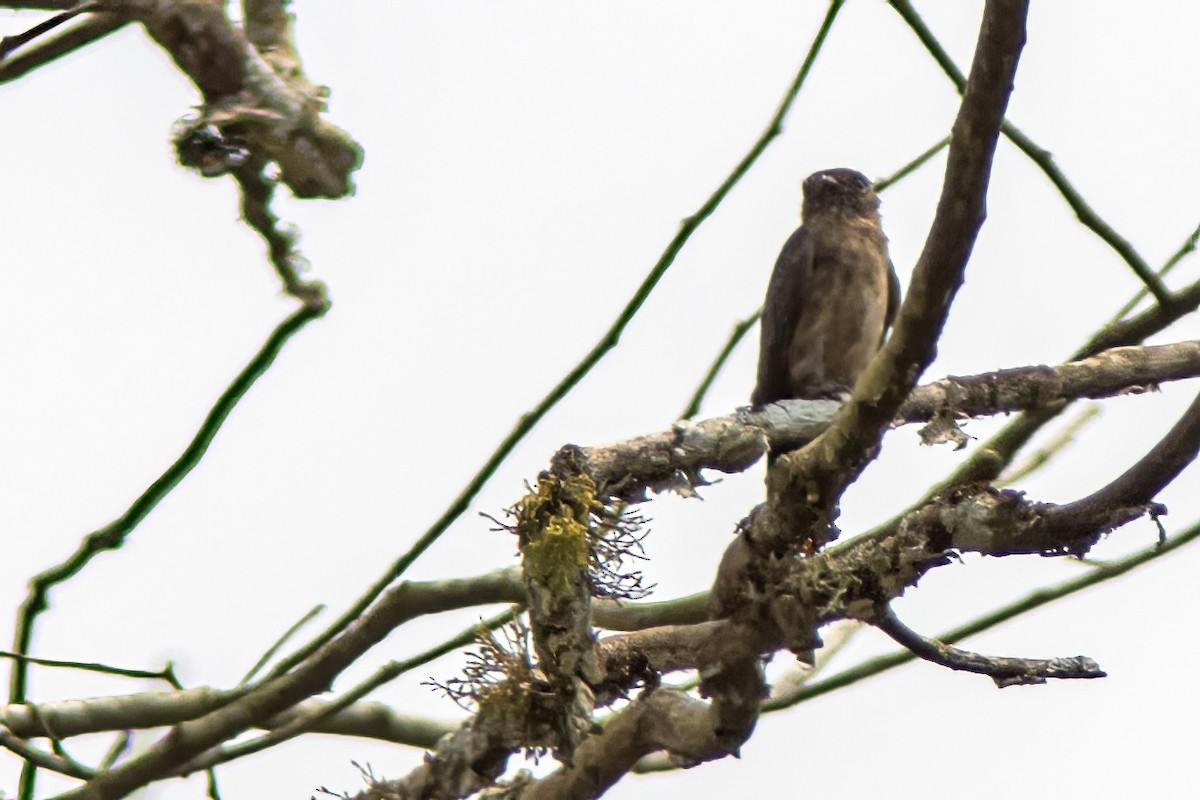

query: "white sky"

left=2, top=1, right=1200, bottom=798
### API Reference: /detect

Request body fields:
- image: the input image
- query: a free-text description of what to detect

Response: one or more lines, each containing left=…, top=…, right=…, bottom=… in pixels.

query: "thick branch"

left=1040, top=388, right=1200, bottom=541
left=898, top=341, right=1200, bottom=422
left=518, top=689, right=724, bottom=800
left=575, top=340, right=1200, bottom=503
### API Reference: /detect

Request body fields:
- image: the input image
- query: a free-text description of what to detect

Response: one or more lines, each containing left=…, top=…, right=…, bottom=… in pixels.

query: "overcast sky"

left=3, top=2, right=1200, bottom=798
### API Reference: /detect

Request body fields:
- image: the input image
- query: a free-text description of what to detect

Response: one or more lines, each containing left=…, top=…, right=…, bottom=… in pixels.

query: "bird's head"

left=801, top=168, right=879, bottom=220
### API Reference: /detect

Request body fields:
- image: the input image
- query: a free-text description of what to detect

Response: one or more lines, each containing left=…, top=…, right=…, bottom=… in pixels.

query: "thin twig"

left=0, top=651, right=180, bottom=688
left=9, top=302, right=327, bottom=705
left=237, top=605, right=325, bottom=688
left=679, top=310, right=760, bottom=420
left=998, top=404, right=1101, bottom=485
left=1109, top=217, right=1200, bottom=323
left=873, top=136, right=950, bottom=192
left=887, top=0, right=1173, bottom=307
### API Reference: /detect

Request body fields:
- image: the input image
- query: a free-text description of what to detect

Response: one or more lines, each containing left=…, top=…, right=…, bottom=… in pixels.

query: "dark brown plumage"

left=752, top=168, right=900, bottom=406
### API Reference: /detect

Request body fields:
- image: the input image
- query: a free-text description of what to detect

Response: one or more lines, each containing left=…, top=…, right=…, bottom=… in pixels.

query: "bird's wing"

left=752, top=225, right=813, bottom=405
left=882, top=259, right=901, bottom=346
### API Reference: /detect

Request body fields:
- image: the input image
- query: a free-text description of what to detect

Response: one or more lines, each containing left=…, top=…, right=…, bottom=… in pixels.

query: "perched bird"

left=752, top=168, right=900, bottom=406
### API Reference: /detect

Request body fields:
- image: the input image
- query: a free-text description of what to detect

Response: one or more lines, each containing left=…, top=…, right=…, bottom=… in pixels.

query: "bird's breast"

left=786, top=225, right=890, bottom=394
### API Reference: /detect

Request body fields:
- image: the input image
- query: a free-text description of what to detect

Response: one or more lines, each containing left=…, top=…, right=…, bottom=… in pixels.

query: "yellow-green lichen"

left=515, top=473, right=600, bottom=595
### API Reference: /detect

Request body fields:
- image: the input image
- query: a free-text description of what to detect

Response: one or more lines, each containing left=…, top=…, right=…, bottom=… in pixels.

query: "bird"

left=752, top=168, right=900, bottom=407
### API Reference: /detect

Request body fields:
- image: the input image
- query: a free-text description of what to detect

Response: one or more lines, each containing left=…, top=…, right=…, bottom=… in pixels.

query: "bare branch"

left=94, top=0, right=362, bottom=200
left=0, top=727, right=93, bottom=781
left=871, top=604, right=1105, bottom=687
left=1, top=691, right=455, bottom=750
left=1039, top=389, right=1200, bottom=542
left=898, top=341, right=1200, bottom=423
left=517, top=689, right=723, bottom=800
left=0, top=12, right=125, bottom=83
left=9, top=303, right=325, bottom=706
left=769, top=519, right=1200, bottom=710
left=44, top=570, right=524, bottom=798
left=579, top=340, right=1200, bottom=503
left=888, top=0, right=1173, bottom=307
left=0, top=1, right=98, bottom=61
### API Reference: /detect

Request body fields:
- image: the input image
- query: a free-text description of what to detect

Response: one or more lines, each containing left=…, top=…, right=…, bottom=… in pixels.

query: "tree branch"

left=93, top=0, right=362, bottom=200
left=9, top=303, right=325, bottom=706
left=887, top=0, right=1173, bottom=307
left=871, top=604, right=1105, bottom=687
left=577, top=340, right=1200, bottom=503
left=0, top=12, right=126, bottom=83
left=517, top=689, right=723, bottom=800
left=44, top=569, right=525, bottom=798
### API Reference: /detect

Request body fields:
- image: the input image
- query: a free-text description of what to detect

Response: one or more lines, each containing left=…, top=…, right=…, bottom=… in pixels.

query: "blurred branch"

left=264, top=0, right=849, bottom=685
left=8, top=301, right=326, bottom=706
left=594, top=592, right=709, bottom=631
left=888, top=0, right=1173, bottom=307
left=233, top=160, right=327, bottom=307
left=237, top=604, right=325, bottom=688
left=0, top=1, right=98, bottom=61
left=0, top=652, right=180, bottom=688
left=119, top=0, right=359, bottom=199
left=1, top=687, right=240, bottom=741
left=0, top=728, right=93, bottom=781
left=0, top=12, right=126, bottom=83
